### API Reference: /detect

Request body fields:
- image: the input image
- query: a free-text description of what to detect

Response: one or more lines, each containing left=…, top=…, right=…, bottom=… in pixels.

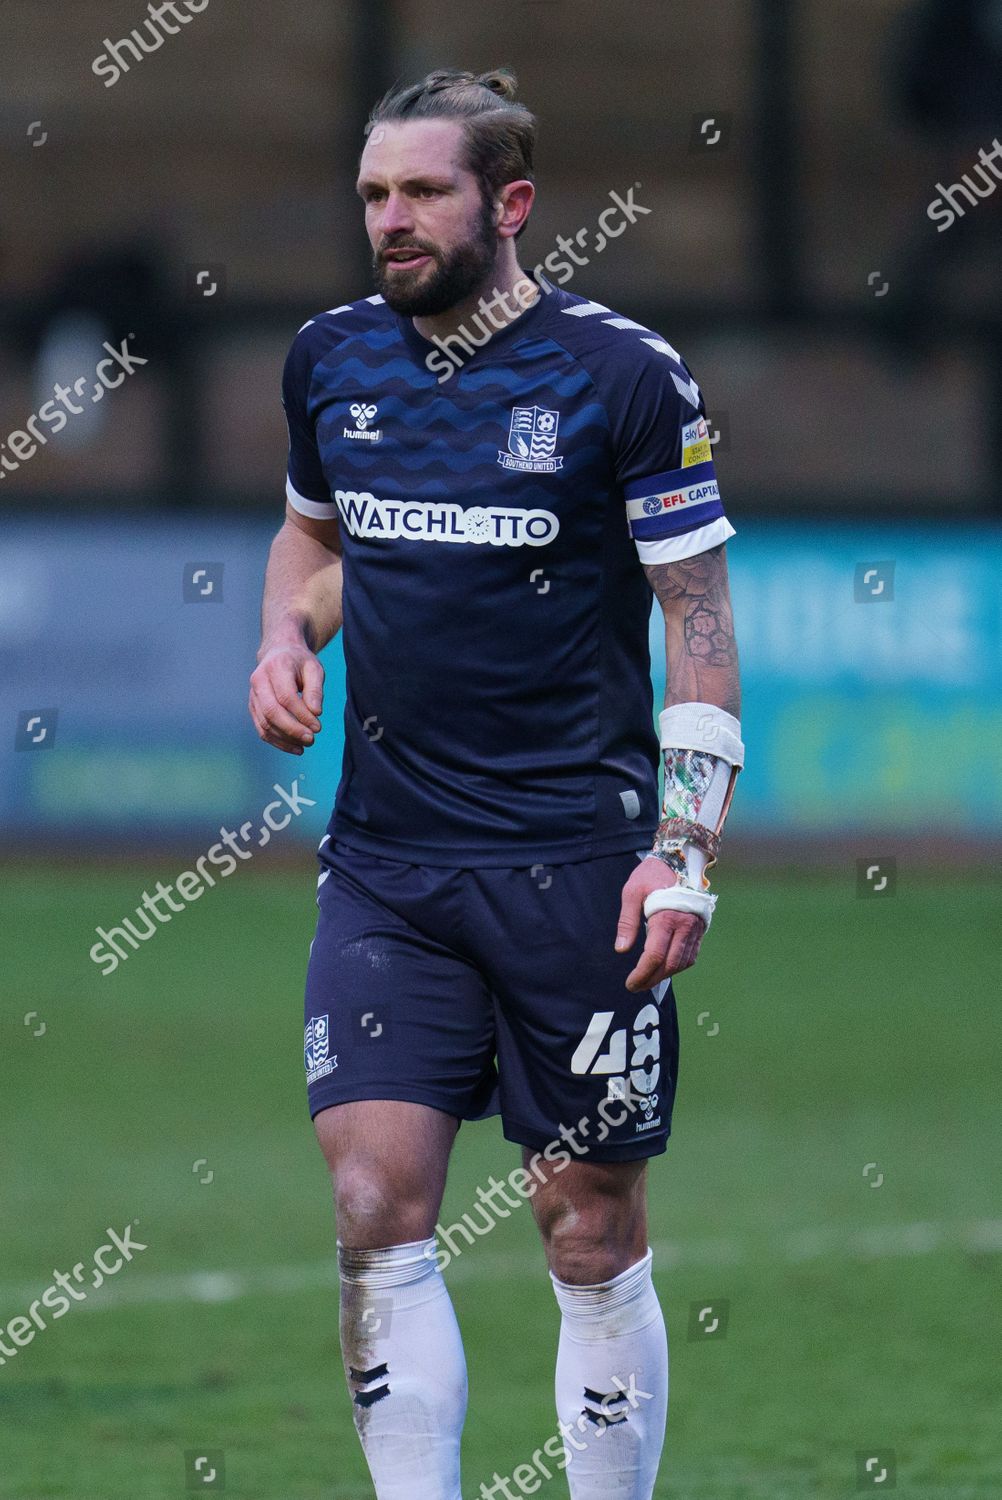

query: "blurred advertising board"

left=716, top=523, right=1002, bottom=834
left=1, top=516, right=998, bottom=846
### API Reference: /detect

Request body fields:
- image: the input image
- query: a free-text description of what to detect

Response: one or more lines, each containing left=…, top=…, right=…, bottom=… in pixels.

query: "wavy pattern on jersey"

left=323, top=436, right=610, bottom=477
left=310, top=319, right=399, bottom=346
left=328, top=440, right=610, bottom=481
left=307, top=310, right=613, bottom=482
left=456, top=369, right=590, bottom=400
left=315, top=392, right=607, bottom=438
left=316, top=438, right=608, bottom=479
left=311, top=339, right=598, bottom=400
left=312, top=355, right=441, bottom=392
left=338, top=458, right=610, bottom=508
left=316, top=399, right=609, bottom=457
left=321, top=402, right=615, bottom=453
left=302, top=309, right=391, bottom=347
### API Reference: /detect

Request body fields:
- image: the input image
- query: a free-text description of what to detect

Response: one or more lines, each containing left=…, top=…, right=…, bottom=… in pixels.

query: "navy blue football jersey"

left=282, top=278, right=734, bottom=866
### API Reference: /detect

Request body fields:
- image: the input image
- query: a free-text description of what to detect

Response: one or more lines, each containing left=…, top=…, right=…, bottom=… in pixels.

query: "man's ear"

left=497, top=180, right=535, bottom=239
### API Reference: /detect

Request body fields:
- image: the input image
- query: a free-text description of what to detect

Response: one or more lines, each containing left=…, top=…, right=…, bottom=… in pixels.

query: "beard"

left=373, top=193, right=500, bottom=317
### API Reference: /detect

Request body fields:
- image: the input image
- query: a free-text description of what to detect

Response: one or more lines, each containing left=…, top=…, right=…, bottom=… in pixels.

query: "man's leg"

left=527, top=1154, right=669, bottom=1499
left=316, top=1099, right=466, bottom=1500
left=305, top=842, right=500, bottom=1499
left=459, top=850, right=677, bottom=1496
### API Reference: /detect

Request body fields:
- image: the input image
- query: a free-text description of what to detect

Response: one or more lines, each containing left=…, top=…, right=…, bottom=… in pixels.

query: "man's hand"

left=615, top=856, right=706, bottom=991
left=249, top=635, right=325, bottom=755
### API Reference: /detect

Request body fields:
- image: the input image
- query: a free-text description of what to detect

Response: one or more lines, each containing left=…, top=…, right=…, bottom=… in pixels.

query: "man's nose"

left=380, top=192, right=416, bottom=237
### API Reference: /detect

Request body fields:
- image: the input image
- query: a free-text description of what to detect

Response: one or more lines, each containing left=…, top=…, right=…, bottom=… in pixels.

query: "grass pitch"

left=1, top=861, right=1000, bottom=1498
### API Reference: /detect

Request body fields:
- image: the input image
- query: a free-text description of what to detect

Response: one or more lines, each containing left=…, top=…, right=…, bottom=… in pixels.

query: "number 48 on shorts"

left=571, top=1001, right=664, bottom=1132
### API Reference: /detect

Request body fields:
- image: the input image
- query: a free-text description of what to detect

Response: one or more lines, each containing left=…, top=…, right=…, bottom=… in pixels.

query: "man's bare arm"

left=250, top=504, right=343, bottom=755
left=261, top=503, right=344, bottom=652
left=616, top=543, right=742, bottom=990
left=644, top=543, right=740, bottom=717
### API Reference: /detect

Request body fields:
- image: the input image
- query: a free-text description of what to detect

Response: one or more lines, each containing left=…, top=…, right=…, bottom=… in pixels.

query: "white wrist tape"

left=643, top=882, right=717, bottom=928
left=659, top=702, right=745, bottom=767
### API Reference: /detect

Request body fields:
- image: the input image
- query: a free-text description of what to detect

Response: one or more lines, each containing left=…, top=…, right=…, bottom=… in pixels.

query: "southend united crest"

left=499, top=406, right=564, bottom=473
left=305, top=1013, right=336, bottom=1085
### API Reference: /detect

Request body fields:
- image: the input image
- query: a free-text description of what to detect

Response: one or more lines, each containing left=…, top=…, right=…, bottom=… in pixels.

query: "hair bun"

left=476, top=69, right=518, bottom=101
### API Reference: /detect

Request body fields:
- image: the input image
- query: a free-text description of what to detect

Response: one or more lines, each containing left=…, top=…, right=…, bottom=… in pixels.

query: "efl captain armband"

left=643, top=702, right=744, bottom=927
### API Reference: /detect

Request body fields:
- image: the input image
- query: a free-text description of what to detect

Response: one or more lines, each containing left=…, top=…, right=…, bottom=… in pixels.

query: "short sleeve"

left=612, top=344, right=735, bottom=564
left=282, top=324, right=335, bottom=518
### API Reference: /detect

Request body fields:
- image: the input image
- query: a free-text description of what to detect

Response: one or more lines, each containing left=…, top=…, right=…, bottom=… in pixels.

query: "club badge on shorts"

left=305, top=1014, right=337, bottom=1085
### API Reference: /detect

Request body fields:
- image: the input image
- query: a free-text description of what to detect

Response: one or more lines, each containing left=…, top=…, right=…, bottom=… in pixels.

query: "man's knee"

left=538, top=1201, right=645, bottom=1282
left=531, top=1160, right=648, bottom=1283
left=314, top=1101, right=457, bottom=1249
left=332, top=1162, right=437, bottom=1248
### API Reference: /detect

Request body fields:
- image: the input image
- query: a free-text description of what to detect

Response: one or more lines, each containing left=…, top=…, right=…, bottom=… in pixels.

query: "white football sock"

left=551, top=1248, right=668, bottom=1498
left=337, top=1237, right=466, bottom=1500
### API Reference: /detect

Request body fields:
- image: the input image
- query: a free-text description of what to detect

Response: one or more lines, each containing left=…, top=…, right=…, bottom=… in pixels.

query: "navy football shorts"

left=303, top=838, right=680, bottom=1162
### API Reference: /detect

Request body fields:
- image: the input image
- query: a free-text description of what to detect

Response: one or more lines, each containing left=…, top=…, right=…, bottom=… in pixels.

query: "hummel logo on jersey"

left=305, top=1014, right=337, bottom=1085
left=499, top=405, right=565, bottom=472
left=344, top=403, right=382, bottom=443
left=334, top=489, right=559, bottom=548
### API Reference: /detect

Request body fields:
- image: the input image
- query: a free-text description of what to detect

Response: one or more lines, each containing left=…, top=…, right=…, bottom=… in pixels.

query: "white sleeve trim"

left=287, top=476, right=335, bottom=519
left=635, top=516, right=735, bottom=566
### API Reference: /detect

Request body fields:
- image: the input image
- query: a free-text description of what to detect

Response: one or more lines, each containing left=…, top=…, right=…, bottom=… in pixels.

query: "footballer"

left=250, top=68, right=742, bottom=1500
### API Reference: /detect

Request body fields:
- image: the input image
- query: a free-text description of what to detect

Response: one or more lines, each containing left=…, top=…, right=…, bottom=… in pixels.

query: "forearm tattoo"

left=642, top=544, right=741, bottom=878
left=643, top=544, right=740, bottom=714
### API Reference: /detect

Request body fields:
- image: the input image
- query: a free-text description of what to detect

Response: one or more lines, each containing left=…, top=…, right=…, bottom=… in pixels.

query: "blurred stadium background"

left=1, top=2, right=1000, bottom=1497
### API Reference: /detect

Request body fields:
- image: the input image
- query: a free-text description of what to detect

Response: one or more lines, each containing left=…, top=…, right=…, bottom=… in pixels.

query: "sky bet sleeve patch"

left=681, top=417, right=713, bottom=467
